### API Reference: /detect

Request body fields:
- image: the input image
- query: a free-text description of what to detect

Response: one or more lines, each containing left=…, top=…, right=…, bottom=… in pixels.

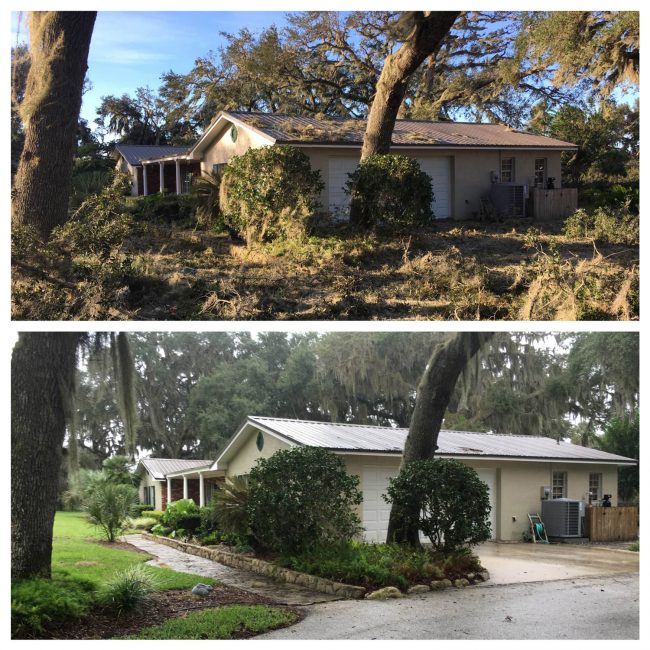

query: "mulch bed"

left=41, top=584, right=301, bottom=640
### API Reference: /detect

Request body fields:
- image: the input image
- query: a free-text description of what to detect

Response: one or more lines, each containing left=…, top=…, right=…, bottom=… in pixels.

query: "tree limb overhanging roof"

left=223, top=111, right=578, bottom=149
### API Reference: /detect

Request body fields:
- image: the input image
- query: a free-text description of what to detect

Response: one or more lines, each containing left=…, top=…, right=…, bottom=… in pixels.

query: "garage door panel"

left=417, top=157, right=451, bottom=219
left=362, top=464, right=496, bottom=542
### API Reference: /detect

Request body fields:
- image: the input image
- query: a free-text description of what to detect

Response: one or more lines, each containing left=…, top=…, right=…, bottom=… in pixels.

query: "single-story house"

left=113, top=111, right=578, bottom=220
left=149, top=416, right=636, bottom=543
left=134, top=457, right=218, bottom=510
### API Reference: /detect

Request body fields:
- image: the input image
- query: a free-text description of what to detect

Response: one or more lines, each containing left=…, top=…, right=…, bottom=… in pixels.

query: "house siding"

left=224, top=428, right=292, bottom=477
left=199, top=123, right=271, bottom=175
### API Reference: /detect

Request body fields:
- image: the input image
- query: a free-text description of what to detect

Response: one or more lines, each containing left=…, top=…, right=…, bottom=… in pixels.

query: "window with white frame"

left=552, top=471, right=567, bottom=499
left=534, top=158, right=547, bottom=187
left=589, top=473, right=602, bottom=503
left=501, top=157, right=515, bottom=183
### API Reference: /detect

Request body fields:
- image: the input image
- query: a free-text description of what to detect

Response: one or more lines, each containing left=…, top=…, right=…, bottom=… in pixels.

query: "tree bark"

left=11, top=333, right=80, bottom=580
left=386, top=332, right=492, bottom=545
left=360, top=11, right=459, bottom=160
left=12, top=12, right=96, bottom=237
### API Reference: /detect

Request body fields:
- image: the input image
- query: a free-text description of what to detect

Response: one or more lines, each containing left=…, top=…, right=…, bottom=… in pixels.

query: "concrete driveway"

left=475, top=542, right=639, bottom=585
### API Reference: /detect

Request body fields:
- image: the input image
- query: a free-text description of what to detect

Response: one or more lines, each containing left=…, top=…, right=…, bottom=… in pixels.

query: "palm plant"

left=192, top=169, right=222, bottom=227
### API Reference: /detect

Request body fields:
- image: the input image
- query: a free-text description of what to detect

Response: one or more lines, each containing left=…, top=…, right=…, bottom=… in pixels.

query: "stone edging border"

left=140, top=533, right=366, bottom=599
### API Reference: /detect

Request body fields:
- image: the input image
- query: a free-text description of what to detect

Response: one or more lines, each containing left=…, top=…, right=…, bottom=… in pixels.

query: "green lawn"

left=51, top=511, right=212, bottom=589
left=122, top=605, right=298, bottom=640
left=12, top=511, right=216, bottom=638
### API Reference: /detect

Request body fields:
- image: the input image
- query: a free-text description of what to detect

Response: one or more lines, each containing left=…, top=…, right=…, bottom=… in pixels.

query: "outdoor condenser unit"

left=490, top=184, right=527, bottom=218
left=541, top=499, right=582, bottom=537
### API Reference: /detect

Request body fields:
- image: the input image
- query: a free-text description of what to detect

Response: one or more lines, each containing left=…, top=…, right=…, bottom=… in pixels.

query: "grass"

left=12, top=512, right=215, bottom=638
left=121, top=605, right=298, bottom=639
left=51, top=512, right=213, bottom=590
left=628, top=542, right=639, bottom=552
left=12, top=215, right=639, bottom=320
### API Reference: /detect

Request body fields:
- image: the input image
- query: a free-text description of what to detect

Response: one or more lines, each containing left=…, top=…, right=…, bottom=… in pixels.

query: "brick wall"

left=160, top=478, right=202, bottom=510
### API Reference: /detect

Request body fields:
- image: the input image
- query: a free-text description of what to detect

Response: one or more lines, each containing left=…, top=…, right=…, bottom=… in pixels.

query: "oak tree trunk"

left=360, top=11, right=459, bottom=160
left=11, top=333, right=80, bottom=579
left=12, top=12, right=96, bottom=237
left=386, top=332, right=492, bottom=546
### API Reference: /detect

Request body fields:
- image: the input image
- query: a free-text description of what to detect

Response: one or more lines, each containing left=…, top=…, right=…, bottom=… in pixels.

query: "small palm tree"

left=192, top=169, right=222, bottom=227
left=210, top=476, right=250, bottom=537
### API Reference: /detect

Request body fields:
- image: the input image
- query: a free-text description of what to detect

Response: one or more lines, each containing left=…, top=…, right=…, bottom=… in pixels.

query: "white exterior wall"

left=139, top=471, right=163, bottom=510
left=199, top=123, right=272, bottom=176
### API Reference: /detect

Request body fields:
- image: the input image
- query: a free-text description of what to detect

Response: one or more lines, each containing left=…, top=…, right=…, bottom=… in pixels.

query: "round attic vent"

left=256, top=431, right=264, bottom=451
left=230, top=125, right=238, bottom=142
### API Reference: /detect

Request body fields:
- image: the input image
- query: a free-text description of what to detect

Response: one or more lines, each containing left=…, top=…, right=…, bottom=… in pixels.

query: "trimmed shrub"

left=140, top=509, right=164, bottom=521
left=247, top=447, right=362, bottom=554
left=84, top=481, right=138, bottom=542
left=161, top=499, right=202, bottom=534
left=219, top=144, right=324, bottom=244
left=345, top=154, right=433, bottom=228
left=130, top=517, right=158, bottom=531
left=385, top=459, right=492, bottom=553
left=98, top=565, right=159, bottom=613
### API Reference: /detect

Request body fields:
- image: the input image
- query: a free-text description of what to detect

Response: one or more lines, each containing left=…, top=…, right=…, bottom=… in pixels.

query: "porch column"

left=159, top=161, right=165, bottom=193
left=166, top=478, right=172, bottom=506
left=142, top=164, right=149, bottom=196
left=183, top=475, right=188, bottom=500
left=175, top=159, right=182, bottom=195
left=199, top=472, right=205, bottom=507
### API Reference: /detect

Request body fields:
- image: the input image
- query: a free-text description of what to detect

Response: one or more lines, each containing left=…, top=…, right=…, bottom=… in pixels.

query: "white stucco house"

left=141, top=416, right=636, bottom=543
left=113, top=111, right=578, bottom=220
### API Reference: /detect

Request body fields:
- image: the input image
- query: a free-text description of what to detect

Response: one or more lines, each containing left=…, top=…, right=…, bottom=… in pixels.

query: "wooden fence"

left=584, top=506, right=638, bottom=542
left=531, top=188, right=578, bottom=221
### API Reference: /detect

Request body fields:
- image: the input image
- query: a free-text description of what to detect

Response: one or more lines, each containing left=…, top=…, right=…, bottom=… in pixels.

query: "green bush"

left=51, top=172, right=133, bottom=258
left=150, top=523, right=172, bottom=536
left=192, top=170, right=224, bottom=228
left=247, top=447, right=362, bottom=554
left=219, top=144, right=324, bottom=244
left=11, top=577, right=94, bottom=638
left=385, top=459, right=492, bottom=553
left=140, top=509, right=164, bottom=521
left=203, top=476, right=250, bottom=538
left=70, top=170, right=112, bottom=211
left=98, top=564, right=159, bottom=613
left=279, top=542, right=460, bottom=591
left=130, top=517, right=158, bottom=531
left=161, top=499, right=202, bottom=534
left=84, top=481, right=138, bottom=542
left=128, top=192, right=198, bottom=223
left=562, top=206, right=639, bottom=245
left=345, top=154, right=433, bottom=227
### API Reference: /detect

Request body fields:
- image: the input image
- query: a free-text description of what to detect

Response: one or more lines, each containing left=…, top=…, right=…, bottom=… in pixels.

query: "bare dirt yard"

left=12, top=219, right=638, bottom=321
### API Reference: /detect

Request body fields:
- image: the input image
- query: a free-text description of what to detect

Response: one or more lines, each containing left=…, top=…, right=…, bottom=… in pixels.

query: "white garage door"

left=328, top=158, right=359, bottom=219
left=361, top=464, right=496, bottom=543
left=328, top=156, right=451, bottom=220
left=416, top=157, right=451, bottom=219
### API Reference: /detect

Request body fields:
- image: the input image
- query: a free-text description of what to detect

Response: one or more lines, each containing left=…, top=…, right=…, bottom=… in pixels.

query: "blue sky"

left=12, top=11, right=291, bottom=125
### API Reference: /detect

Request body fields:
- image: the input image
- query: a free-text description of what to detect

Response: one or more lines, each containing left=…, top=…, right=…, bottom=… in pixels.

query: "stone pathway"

left=125, top=534, right=341, bottom=606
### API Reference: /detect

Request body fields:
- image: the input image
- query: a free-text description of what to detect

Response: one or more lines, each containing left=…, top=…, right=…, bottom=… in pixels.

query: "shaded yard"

left=12, top=219, right=638, bottom=320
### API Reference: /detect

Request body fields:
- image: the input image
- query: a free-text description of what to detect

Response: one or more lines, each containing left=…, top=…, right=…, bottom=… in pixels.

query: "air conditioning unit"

left=490, top=184, right=527, bottom=217
left=541, top=499, right=582, bottom=537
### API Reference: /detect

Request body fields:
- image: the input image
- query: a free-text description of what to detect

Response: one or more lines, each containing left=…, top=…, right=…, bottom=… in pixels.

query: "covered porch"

left=163, top=466, right=226, bottom=509
left=138, top=154, right=201, bottom=197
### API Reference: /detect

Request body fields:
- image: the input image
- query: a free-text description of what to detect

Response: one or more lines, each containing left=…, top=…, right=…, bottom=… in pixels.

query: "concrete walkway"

left=125, top=534, right=341, bottom=606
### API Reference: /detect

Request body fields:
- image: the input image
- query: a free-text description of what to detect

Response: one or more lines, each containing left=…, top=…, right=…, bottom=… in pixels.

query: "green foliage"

left=128, top=192, right=198, bottom=223
left=150, top=523, right=172, bottom=536
left=102, top=455, right=137, bottom=485
left=192, top=170, right=225, bottom=228
left=121, top=605, right=297, bottom=640
left=52, top=172, right=133, bottom=258
left=204, top=476, right=250, bottom=538
left=84, top=481, right=138, bottom=542
left=140, top=509, right=164, bottom=520
left=385, top=459, right=492, bottom=552
left=247, top=447, right=362, bottom=554
left=98, top=564, right=159, bottom=613
left=11, top=577, right=94, bottom=639
left=562, top=207, right=639, bottom=245
left=345, top=155, right=433, bottom=227
left=161, top=499, right=202, bottom=534
left=598, top=411, right=639, bottom=504
left=628, top=542, right=639, bottom=552
left=70, top=170, right=112, bottom=211
left=130, top=517, right=158, bottom=531
left=61, top=469, right=105, bottom=511
left=219, top=145, right=324, bottom=244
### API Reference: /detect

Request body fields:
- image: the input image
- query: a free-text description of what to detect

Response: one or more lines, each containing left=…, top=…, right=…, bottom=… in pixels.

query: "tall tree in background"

left=386, top=332, right=492, bottom=545
left=11, top=333, right=81, bottom=579
left=360, top=11, right=459, bottom=159
left=12, top=11, right=96, bottom=237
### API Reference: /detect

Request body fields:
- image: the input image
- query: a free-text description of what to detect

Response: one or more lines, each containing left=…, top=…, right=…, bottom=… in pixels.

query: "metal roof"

left=137, top=457, right=213, bottom=480
left=225, top=112, right=577, bottom=149
left=248, top=417, right=635, bottom=464
left=113, top=144, right=191, bottom=166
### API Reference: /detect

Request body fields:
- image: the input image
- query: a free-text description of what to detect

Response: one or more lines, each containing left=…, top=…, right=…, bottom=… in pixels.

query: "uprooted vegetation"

left=12, top=208, right=638, bottom=321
